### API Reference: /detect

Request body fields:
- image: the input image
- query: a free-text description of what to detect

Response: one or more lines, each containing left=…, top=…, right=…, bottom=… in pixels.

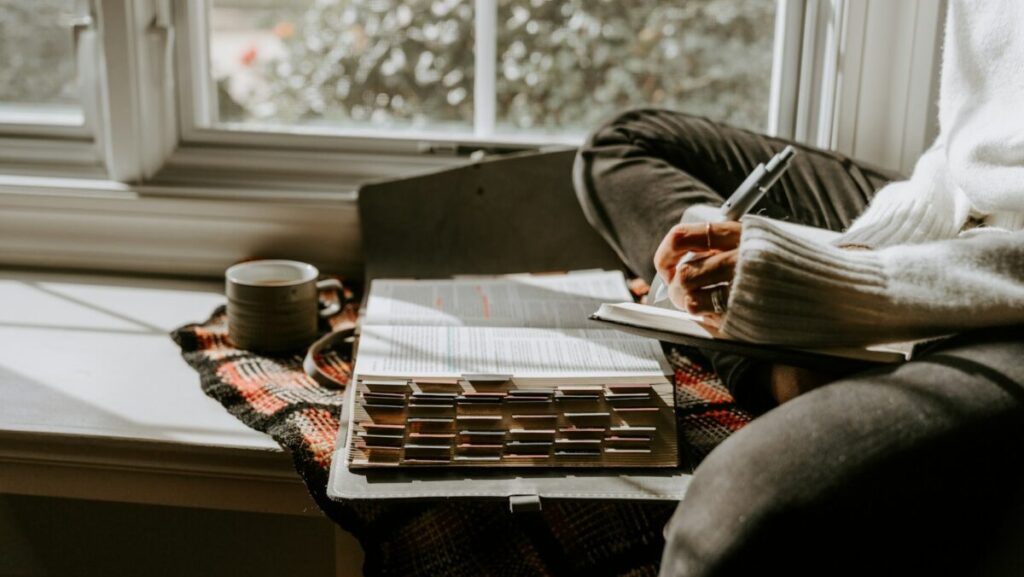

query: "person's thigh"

left=573, top=108, right=899, bottom=281
left=660, top=327, right=1024, bottom=577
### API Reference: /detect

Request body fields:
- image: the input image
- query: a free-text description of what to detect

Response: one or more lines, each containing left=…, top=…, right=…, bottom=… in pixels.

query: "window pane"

left=0, top=0, right=82, bottom=121
left=209, top=0, right=475, bottom=134
left=496, top=0, right=775, bottom=135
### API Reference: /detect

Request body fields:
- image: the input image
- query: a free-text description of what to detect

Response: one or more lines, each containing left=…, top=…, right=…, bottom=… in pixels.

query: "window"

left=492, top=1, right=775, bottom=136
left=0, top=0, right=99, bottom=178
left=205, top=0, right=476, bottom=137
left=0, top=0, right=85, bottom=129
left=0, top=0, right=946, bottom=278
left=195, top=0, right=776, bottom=145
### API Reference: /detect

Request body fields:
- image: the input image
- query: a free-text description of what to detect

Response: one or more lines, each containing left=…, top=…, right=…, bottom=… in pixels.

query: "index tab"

left=558, top=385, right=604, bottom=394
left=412, top=377, right=463, bottom=394
left=362, top=378, right=410, bottom=392
left=607, top=383, right=653, bottom=393
left=462, top=373, right=513, bottom=385
left=413, top=378, right=461, bottom=385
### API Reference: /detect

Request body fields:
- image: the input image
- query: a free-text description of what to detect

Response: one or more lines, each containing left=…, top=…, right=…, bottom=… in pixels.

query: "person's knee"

left=573, top=108, right=702, bottom=228
left=660, top=374, right=1024, bottom=576
left=582, top=107, right=701, bottom=153
left=572, top=107, right=681, bottom=262
left=660, top=406, right=814, bottom=577
left=574, top=107, right=676, bottom=196
left=661, top=381, right=912, bottom=576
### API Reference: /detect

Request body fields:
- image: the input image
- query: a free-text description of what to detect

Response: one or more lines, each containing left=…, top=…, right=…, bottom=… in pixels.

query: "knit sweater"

left=720, top=0, right=1024, bottom=346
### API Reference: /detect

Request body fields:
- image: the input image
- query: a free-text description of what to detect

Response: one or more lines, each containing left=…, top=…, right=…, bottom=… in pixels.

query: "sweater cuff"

left=722, top=216, right=894, bottom=346
left=835, top=144, right=967, bottom=248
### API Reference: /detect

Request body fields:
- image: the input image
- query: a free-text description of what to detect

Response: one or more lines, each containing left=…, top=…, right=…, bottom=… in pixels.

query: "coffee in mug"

left=225, top=260, right=342, bottom=354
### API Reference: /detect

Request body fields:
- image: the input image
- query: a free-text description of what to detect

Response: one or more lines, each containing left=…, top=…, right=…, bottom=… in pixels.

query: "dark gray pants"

left=574, top=109, right=1024, bottom=576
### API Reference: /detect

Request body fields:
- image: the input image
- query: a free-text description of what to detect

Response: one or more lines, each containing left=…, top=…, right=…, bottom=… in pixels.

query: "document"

left=363, top=270, right=634, bottom=328
left=347, top=270, right=678, bottom=469
left=357, top=326, right=669, bottom=378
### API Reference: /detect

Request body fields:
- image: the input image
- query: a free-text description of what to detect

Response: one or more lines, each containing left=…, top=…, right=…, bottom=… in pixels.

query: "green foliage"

left=496, top=0, right=775, bottom=131
left=0, top=0, right=78, bottom=105
left=1, top=0, right=775, bottom=132
left=236, top=0, right=475, bottom=127
left=231, top=0, right=775, bottom=133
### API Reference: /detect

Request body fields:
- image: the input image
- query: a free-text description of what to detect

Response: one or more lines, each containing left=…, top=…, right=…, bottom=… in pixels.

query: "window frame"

left=0, top=0, right=104, bottom=176
left=175, top=0, right=606, bottom=152
left=0, top=0, right=946, bottom=279
left=165, top=0, right=794, bottom=190
left=0, top=105, right=89, bottom=137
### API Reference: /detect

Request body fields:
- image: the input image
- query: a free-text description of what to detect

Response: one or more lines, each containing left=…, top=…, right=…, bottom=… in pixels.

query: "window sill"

left=0, top=173, right=367, bottom=278
left=0, top=268, right=320, bottom=515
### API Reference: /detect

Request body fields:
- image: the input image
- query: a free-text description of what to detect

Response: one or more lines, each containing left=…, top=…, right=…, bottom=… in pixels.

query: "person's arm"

left=833, top=142, right=973, bottom=249
left=720, top=215, right=1024, bottom=347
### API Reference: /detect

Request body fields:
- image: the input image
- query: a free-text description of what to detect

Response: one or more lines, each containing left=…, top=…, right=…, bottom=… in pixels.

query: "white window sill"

left=0, top=174, right=365, bottom=278
left=0, top=268, right=321, bottom=516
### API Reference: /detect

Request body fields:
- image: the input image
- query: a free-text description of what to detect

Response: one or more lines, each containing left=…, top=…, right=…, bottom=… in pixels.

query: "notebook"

left=591, top=301, right=916, bottom=370
left=344, top=270, right=679, bottom=469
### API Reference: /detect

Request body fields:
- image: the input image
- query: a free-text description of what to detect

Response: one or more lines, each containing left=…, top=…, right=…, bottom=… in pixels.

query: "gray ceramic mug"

left=225, top=260, right=342, bottom=354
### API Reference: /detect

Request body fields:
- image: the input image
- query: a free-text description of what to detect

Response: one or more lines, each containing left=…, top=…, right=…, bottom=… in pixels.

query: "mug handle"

left=316, top=278, right=344, bottom=318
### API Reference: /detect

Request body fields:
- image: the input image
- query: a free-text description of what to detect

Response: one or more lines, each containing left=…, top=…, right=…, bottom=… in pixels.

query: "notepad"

left=346, top=270, right=678, bottom=469
left=591, top=301, right=917, bottom=367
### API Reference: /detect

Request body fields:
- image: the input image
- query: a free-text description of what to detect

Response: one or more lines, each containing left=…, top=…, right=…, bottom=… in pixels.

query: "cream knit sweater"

left=720, top=0, right=1024, bottom=346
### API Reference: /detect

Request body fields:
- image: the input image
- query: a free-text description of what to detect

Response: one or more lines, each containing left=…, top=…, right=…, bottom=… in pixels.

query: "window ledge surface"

left=0, top=174, right=364, bottom=278
left=0, top=269, right=322, bottom=515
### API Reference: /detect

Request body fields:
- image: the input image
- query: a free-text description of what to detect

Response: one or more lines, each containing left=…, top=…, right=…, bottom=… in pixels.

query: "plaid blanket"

left=171, top=283, right=752, bottom=577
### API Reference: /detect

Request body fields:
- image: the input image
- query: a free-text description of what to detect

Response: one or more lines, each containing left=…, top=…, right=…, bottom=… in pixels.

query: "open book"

left=591, top=301, right=916, bottom=368
left=347, top=270, right=678, bottom=469
left=590, top=219, right=921, bottom=369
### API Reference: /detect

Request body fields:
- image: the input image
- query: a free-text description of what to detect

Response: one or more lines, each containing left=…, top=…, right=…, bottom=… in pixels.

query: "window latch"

left=69, top=15, right=94, bottom=48
left=149, top=0, right=173, bottom=36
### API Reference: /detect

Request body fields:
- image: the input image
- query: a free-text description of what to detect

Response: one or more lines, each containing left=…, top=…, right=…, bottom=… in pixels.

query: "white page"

left=356, top=325, right=669, bottom=378
left=363, top=270, right=633, bottom=329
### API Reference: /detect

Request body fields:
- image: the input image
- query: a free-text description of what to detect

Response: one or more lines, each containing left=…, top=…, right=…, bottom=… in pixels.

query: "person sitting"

left=573, top=1, right=1024, bottom=575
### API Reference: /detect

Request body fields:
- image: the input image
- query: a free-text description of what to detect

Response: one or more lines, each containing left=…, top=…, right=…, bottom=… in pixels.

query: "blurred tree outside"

left=214, top=0, right=476, bottom=130
left=213, top=0, right=775, bottom=135
left=495, top=0, right=775, bottom=132
left=0, top=0, right=775, bottom=133
left=0, top=0, right=79, bottom=107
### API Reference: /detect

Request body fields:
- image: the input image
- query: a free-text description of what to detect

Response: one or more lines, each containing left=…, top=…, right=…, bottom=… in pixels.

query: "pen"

left=649, top=145, right=796, bottom=304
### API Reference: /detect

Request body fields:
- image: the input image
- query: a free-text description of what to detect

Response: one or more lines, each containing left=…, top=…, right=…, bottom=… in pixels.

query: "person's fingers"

left=653, top=222, right=741, bottom=283
left=698, top=312, right=723, bottom=332
left=656, top=249, right=718, bottom=288
left=667, top=275, right=688, bottom=311
left=653, top=229, right=682, bottom=285
left=683, top=284, right=731, bottom=315
left=677, top=249, right=738, bottom=290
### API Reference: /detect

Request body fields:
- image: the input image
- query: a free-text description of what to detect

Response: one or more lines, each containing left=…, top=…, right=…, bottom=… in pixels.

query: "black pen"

left=720, top=145, right=796, bottom=220
left=650, top=145, right=797, bottom=304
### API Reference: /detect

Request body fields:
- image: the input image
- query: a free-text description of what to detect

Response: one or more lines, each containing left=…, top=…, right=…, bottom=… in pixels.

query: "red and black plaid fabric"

left=171, top=283, right=752, bottom=577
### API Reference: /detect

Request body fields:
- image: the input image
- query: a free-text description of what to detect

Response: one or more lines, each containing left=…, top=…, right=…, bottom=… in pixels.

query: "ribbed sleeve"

left=721, top=216, right=1024, bottom=347
left=834, top=144, right=972, bottom=248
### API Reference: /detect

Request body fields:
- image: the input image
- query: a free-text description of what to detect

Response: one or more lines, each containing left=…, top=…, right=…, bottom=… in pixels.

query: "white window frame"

left=0, top=0, right=105, bottom=177
left=174, top=0, right=576, bottom=149
left=831, top=0, right=946, bottom=175
left=161, top=0, right=564, bottom=192
left=0, top=0, right=946, bottom=278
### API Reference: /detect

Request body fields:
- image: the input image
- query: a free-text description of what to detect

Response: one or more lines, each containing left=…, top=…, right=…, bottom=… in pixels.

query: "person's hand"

left=653, top=221, right=743, bottom=326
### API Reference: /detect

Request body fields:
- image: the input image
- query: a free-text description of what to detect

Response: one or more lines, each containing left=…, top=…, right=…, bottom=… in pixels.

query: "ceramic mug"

left=225, top=260, right=342, bottom=354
